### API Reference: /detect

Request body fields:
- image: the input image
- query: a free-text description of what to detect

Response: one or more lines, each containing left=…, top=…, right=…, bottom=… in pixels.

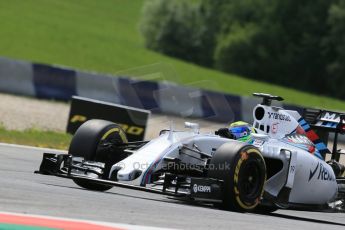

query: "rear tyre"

left=69, top=119, right=128, bottom=191
left=208, top=142, right=266, bottom=212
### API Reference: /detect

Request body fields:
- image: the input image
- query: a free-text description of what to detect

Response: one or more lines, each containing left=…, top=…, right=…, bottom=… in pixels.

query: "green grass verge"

left=0, top=223, right=57, bottom=230
left=0, top=127, right=71, bottom=150
left=0, top=0, right=344, bottom=110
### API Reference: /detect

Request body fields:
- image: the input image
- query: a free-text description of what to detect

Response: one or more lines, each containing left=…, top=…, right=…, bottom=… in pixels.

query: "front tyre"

left=69, top=119, right=128, bottom=191
left=208, top=142, right=266, bottom=212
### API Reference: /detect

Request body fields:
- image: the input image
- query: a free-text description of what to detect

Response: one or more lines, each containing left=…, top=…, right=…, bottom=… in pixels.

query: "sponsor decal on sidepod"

left=268, top=112, right=291, bottom=122
left=309, top=162, right=335, bottom=182
left=193, top=184, right=211, bottom=193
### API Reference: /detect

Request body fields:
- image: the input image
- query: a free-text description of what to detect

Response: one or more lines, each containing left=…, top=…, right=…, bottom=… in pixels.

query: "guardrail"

left=0, top=56, right=303, bottom=124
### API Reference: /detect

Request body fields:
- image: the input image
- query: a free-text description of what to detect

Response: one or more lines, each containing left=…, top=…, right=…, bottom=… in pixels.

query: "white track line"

left=0, top=142, right=67, bottom=153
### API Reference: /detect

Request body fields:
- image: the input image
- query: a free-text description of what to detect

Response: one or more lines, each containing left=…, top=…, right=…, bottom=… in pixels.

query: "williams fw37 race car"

left=36, top=93, right=345, bottom=212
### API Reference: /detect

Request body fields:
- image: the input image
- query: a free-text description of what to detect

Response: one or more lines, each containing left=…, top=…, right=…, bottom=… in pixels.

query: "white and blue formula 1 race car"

left=36, top=93, right=345, bottom=212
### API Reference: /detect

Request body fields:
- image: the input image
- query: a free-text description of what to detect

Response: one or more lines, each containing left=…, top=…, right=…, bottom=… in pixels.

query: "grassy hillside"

left=0, top=0, right=344, bottom=110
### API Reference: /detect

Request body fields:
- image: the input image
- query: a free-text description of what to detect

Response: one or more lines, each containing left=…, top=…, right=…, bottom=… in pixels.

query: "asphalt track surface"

left=0, top=144, right=344, bottom=230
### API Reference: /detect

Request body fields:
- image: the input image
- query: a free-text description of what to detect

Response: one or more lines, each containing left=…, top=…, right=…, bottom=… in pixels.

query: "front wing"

left=35, top=152, right=224, bottom=203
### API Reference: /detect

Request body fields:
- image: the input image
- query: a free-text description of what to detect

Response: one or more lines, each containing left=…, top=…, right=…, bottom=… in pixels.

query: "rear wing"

left=304, top=109, right=345, bottom=133
left=303, top=109, right=345, bottom=161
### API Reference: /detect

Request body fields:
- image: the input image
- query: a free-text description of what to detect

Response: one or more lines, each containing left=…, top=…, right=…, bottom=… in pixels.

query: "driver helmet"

left=229, top=121, right=254, bottom=142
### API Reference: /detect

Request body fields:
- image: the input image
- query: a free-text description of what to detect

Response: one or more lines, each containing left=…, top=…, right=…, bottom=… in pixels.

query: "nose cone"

left=109, top=163, right=142, bottom=181
left=113, top=162, right=142, bottom=181
left=117, top=169, right=142, bottom=181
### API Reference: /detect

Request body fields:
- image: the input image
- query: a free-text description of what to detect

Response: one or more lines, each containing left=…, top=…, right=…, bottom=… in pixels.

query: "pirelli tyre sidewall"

left=208, top=142, right=266, bottom=212
left=69, top=119, right=127, bottom=161
left=69, top=119, right=128, bottom=191
left=234, top=147, right=266, bottom=210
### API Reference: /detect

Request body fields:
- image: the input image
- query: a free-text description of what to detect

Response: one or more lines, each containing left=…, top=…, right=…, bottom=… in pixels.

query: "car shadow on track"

left=42, top=182, right=216, bottom=209
left=44, top=181, right=344, bottom=227
left=263, top=212, right=345, bottom=227
left=42, top=182, right=194, bottom=205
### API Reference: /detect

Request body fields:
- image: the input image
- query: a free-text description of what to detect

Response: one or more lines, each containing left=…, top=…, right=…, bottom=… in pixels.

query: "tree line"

left=140, top=0, right=345, bottom=100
